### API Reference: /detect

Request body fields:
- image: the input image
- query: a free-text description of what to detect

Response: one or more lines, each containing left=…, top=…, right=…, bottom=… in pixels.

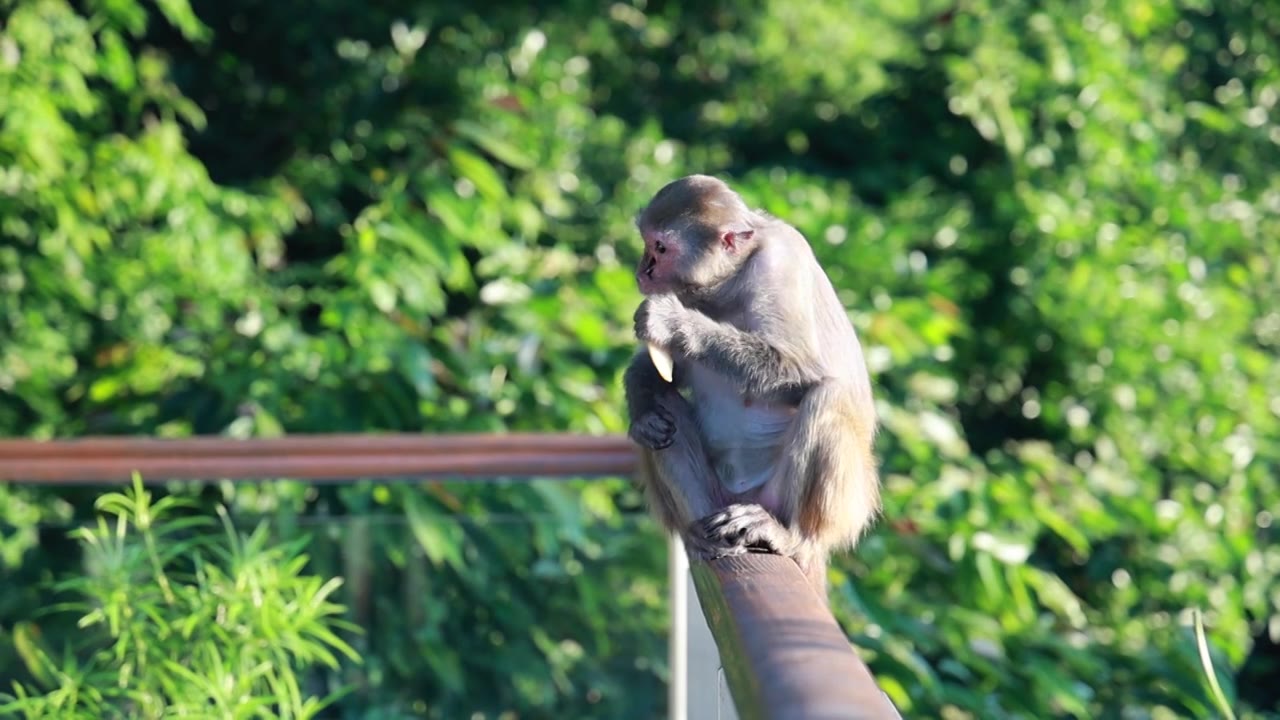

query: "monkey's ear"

left=722, top=229, right=754, bottom=251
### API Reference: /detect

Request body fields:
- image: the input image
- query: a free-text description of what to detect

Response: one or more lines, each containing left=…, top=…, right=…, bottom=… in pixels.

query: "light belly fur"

left=688, top=364, right=796, bottom=494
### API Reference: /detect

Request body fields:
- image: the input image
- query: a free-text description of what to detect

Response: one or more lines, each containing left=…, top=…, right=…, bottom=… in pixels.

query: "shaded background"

left=1, top=0, right=1278, bottom=717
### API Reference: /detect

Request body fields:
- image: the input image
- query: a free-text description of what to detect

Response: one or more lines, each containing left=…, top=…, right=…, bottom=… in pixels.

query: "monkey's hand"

left=690, top=503, right=802, bottom=559
left=629, top=407, right=676, bottom=450
left=633, top=294, right=686, bottom=350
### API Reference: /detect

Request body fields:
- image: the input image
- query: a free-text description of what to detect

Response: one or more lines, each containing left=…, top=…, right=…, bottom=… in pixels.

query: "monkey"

left=623, top=174, right=881, bottom=601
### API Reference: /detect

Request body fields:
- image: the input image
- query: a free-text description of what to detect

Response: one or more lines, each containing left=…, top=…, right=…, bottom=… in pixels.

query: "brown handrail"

left=693, top=554, right=902, bottom=720
left=0, top=433, right=638, bottom=483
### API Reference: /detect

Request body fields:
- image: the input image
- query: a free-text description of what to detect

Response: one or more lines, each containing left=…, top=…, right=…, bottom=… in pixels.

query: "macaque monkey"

left=623, top=174, right=880, bottom=599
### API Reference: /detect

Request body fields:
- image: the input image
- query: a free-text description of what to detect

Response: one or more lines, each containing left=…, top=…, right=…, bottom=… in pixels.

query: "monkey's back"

left=774, top=222, right=873, bottom=400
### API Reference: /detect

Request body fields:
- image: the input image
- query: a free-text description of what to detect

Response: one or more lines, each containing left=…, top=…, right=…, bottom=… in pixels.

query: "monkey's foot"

left=691, top=503, right=800, bottom=559
left=628, top=408, right=676, bottom=450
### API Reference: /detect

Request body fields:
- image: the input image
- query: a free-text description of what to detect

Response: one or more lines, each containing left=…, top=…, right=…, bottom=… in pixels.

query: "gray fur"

left=624, top=175, right=881, bottom=598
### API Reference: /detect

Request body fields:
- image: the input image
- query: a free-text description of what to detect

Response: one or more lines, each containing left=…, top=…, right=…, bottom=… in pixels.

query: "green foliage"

left=1, top=0, right=1278, bottom=717
left=307, top=482, right=668, bottom=719
left=0, top=475, right=360, bottom=718
left=0, top=0, right=296, bottom=438
left=1197, top=609, right=1241, bottom=720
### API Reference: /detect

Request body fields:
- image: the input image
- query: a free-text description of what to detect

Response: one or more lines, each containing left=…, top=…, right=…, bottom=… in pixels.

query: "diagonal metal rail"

left=692, top=554, right=903, bottom=720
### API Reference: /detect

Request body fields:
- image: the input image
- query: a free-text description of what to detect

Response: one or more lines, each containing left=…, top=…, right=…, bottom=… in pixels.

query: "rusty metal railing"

left=0, top=433, right=635, bottom=483
left=0, top=433, right=899, bottom=719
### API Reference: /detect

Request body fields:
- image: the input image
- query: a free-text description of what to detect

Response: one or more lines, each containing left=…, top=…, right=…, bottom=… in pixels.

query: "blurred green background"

left=1, top=0, right=1278, bottom=717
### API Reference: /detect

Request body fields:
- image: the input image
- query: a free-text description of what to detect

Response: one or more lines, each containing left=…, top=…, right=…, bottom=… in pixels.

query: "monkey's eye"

left=655, top=241, right=667, bottom=254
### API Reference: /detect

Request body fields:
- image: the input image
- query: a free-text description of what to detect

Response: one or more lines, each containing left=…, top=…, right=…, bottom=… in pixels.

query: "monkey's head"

left=634, top=174, right=759, bottom=296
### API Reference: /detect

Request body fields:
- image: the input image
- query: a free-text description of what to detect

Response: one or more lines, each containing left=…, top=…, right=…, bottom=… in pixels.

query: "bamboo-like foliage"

left=0, top=476, right=361, bottom=718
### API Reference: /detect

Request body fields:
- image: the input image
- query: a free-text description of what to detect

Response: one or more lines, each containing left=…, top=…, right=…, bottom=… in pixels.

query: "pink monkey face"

left=635, top=228, right=682, bottom=295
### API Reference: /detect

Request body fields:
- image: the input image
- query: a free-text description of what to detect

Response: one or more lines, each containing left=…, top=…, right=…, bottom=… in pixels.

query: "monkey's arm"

left=636, top=296, right=819, bottom=400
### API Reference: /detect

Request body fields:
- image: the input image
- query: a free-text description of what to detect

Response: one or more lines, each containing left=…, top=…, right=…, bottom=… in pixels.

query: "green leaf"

left=447, top=146, right=509, bottom=202
left=404, top=495, right=465, bottom=570
left=454, top=120, right=536, bottom=170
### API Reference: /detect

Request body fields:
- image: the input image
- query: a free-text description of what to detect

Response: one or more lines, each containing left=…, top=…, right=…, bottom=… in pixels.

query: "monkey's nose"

left=643, top=254, right=657, bottom=276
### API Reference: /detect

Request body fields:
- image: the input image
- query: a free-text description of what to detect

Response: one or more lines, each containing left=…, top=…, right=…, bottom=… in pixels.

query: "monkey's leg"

left=625, top=346, right=719, bottom=530
left=634, top=388, right=724, bottom=537
left=695, top=381, right=880, bottom=599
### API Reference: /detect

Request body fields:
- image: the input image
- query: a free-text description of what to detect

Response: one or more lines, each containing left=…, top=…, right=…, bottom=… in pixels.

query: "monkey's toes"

left=630, top=409, right=675, bottom=449
left=696, top=504, right=790, bottom=555
left=683, top=532, right=750, bottom=562
left=699, top=503, right=773, bottom=536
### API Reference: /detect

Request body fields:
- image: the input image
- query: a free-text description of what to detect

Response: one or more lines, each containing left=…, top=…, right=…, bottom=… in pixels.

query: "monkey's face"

left=635, top=227, right=683, bottom=295
left=636, top=223, right=752, bottom=296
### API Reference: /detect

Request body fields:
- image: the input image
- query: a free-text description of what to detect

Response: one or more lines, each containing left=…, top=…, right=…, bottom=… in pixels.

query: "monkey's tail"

left=779, top=379, right=881, bottom=553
